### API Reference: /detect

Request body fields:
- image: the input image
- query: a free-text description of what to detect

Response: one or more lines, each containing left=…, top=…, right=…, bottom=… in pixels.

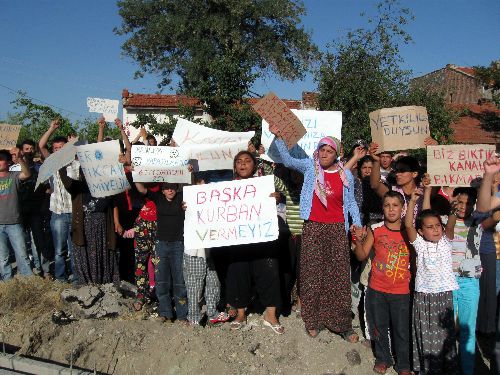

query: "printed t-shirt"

left=369, top=222, right=411, bottom=294
left=309, top=170, right=344, bottom=223
left=146, top=190, right=184, bottom=242
left=442, top=215, right=483, bottom=278
left=0, top=171, right=21, bottom=224
left=412, top=234, right=459, bottom=293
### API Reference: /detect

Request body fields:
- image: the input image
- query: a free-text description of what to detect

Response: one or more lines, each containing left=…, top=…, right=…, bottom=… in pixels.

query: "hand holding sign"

left=252, top=92, right=306, bottom=149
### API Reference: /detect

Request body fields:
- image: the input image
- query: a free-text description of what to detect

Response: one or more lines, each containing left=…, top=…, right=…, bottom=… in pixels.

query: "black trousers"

left=226, top=242, right=281, bottom=309
left=366, top=287, right=411, bottom=372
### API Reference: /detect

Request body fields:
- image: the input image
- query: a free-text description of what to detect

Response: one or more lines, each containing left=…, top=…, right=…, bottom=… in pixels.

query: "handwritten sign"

left=35, top=140, right=77, bottom=190
left=183, top=175, right=279, bottom=250
left=172, top=118, right=254, bottom=170
left=370, top=106, right=429, bottom=152
left=131, top=145, right=191, bottom=183
left=252, top=92, right=306, bottom=149
left=427, top=144, right=496, bottom=187
left=260, top=110, right=342, bottom=162
left=0, top=123, right=21, bottom=150
left=87, top=97, right=119, bottom=122
left=76, top=140, right=130, bottom=197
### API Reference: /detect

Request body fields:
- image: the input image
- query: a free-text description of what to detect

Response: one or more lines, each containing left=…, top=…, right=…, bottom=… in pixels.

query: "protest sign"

left=87, top=97, right=119, bottom=122
left=76, top=140, right=130, bottom=197
left=427, top=144, right=496, bottom=187
left=252, top=92, right=306, bottom=149
left=0, top=123, right=21, bottom=150
left=370, top=106, right=429, bottom=152
left=183, top=175, right=279, bottom=250
left=260, top=110, right=342, bottom=163
left=35, top=140, right=77, bottom=190
left=172, top=118, right=254, bottom=170
left=131, top=145, right=191, bottom=183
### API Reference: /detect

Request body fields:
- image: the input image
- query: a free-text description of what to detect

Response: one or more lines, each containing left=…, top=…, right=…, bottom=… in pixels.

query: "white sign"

left=87, top=97, right=119, bottom=122
left=131, top=145, right=191, bottom=183
left=183, top=175, right=279, bottom=250
left=76, top=140, right=130, bottom=197
left=172, top=118, right=254, bottom=170
left=261, top=110, right=342, bottom=162
left=35, top=140, right=77, bottom=190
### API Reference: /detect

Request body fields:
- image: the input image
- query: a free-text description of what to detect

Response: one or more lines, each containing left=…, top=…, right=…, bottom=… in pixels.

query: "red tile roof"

left=122, top=89, right=302, bottom=109
left=450, top=65, right=476, bottom=77
left=450, top=102, right=499, bottom=144
left=122, top=89, right=202, bottom=108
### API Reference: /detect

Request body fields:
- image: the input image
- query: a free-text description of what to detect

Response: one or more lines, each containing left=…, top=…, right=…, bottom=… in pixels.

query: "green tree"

left=115, top=0, right=318, bottom=133
left=316, top=0, right=414, bottom=150
left=7, top=92, right=121, bottom=146
left=474, top=61, right=500, bottom=107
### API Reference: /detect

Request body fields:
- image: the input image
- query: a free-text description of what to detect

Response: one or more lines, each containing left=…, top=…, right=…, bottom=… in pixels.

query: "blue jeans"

left=50, top=213, right=73, bottom=281
left=453, top=276, right=479, bottom=375
left=0, top=224, right=33, bottom=279
left=155, top=240, right=188, bottom=320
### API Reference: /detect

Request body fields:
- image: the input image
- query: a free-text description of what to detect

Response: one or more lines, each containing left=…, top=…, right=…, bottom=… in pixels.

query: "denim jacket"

left=272, top=138, right=361, bottom=234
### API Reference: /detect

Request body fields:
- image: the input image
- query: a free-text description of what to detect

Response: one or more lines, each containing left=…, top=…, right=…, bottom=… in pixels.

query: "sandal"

left=340, top=329, right=359, bottom=343
left=133, top=301, right=143, bottom=312
left=230, top=320, right=246, bottom=331
left=263, top=319, right=284, bottom=335
left=226, top=305, right=237, bottom=318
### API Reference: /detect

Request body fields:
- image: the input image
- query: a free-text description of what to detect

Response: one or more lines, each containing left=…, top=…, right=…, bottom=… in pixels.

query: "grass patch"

left=0, top=276, right=68, bottom=316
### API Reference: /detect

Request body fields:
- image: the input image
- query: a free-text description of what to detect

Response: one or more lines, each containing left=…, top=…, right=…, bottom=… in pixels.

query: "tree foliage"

left=7, top=92, right=121, bottom=146
left=115, top=0, right=318, bottom=133
left=316, top=0, right=455, bottom=151
left=474, top=61, right=500, bottom=107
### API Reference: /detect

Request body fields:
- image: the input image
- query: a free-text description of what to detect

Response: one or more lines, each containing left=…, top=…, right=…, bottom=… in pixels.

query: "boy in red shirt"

left=351, top=191, right=411, bottom=375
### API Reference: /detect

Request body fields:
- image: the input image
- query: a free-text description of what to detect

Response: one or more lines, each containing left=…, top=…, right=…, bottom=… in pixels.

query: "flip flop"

left=230, top=320, right=246, bottom=331
left=263, top=319, right=284, bottom=335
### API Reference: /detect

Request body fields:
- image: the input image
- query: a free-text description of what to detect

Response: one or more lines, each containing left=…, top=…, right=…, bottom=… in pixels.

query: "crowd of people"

left=0, top=117, right=499, bottom=375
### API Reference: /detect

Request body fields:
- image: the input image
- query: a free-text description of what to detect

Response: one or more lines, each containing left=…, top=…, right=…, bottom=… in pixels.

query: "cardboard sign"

left=172, top=118, right=254, bottom=171
left=261, top=109, right=342, bottom=162
left=0, top=123, right=21, bottom=150
left=427, top=144, right=496, bottom=186
left=183, top=175, right=279, bottom=250
left=370, top=106, right=429, bottom=152
left=131, top=145, right=191, bottom=183
left=252, top=92, right=306, bottom=149
left=87, top=97, right=119, bottom=122
left=35, top=140, right=77, bottom=190
left=76, top=140, right=130, bottom=197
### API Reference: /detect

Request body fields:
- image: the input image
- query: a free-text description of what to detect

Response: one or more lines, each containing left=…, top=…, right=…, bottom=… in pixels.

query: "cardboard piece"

left=76, top=140, right=130, bottom=197
left=427, top=144, right=496, bottom=187
left=370, top=106, right=429, bottom=152
left=131, top=145, right=191, bottom=183
left=35, top=140, right=77, bottom=190
left=252, top=92, right=306, bottom=149
left=260, top=109, right=342, bottom=162
left=0, top=123, right=21, bottom=150
left=183, top=175, right=279, bottom=250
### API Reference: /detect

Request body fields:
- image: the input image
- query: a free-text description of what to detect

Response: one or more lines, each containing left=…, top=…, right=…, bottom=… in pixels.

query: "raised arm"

left=115, top=118, right=132, bottom=165
left=344, top=146, right=367, bottom=170
left=267, top=123, right=310, bottom=174
left=97, top=117, right=106, bottom=143
left=405, top=188, right=421, bottom=242
left=135, top=182, right=147, bottom=195
left=368, top=143, right=389, bottom=198
left=421, top=173, right=432, bottom=210
left=477, top=156, right=500, bottom=212
left=11, top=147, right=31, bottom=180
left=445, top=202, right=458, bottom=240
left=38, top=119, right=59, bottom=159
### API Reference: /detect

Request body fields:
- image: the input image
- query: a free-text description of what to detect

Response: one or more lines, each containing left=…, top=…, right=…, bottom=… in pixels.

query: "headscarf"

left=313, top=136, right=348, bottom=207
left=139, top=199, right=157, bottom=222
